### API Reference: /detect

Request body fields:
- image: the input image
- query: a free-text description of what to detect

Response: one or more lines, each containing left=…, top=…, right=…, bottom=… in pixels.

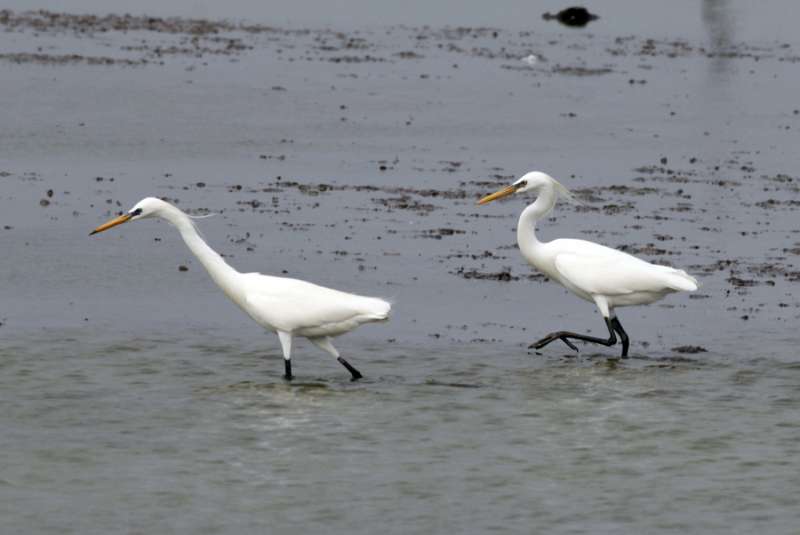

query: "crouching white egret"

left=91, top=197, right=391, bottom=380
left=478, top=171, right=698, bottom=358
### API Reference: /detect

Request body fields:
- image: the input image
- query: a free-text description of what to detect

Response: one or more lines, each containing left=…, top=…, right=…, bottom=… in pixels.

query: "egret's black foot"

left=337, top=357, right=363, bottom=381
left=284, top=360, right=293, bottom=381
left=530, top=332, right=579, bottom=352
left=530, top=318, right=622, bottom=355
left=610, top=317, right=630, bottom=358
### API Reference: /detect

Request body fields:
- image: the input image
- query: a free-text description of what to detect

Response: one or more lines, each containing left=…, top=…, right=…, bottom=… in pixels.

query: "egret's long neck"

left=517, top=184, right=558, bottom=260
left=159, top=206, right=240, bottom=296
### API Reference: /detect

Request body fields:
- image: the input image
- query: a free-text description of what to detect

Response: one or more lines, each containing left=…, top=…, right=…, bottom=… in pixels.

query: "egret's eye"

left=518, top=180, right=527, bottom=188
left=131, top=208, right=143, bottom=216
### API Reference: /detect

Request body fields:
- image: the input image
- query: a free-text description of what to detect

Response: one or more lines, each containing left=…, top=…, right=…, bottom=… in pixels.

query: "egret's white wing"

left=554, top=252, right=696, bottom=296
left=242, top=274, right=390, bottom=333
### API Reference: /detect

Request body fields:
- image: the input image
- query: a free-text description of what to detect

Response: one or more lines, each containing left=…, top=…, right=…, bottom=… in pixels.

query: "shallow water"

left=2, top=329, right=799, bottom=533
left=1, top=2, right=800, bottom=533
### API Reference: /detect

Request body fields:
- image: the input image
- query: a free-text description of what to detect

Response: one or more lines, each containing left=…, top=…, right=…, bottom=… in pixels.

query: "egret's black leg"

left=284, top=359, right=293, bottom=381
left=530, top=317, right=617, bottom=353
left=610, top=317, right=629, bottom=358
left=277, top=332, right=294, bottom=381
left=337, top=357, right=363, bottom=381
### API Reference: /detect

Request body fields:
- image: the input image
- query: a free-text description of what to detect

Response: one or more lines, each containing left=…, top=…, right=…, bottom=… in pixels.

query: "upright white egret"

left=478, top=171, right=698, bottom=358
left=91, top=197, right=391, bottom=380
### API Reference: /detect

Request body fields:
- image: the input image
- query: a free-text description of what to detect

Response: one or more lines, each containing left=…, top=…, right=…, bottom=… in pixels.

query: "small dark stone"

left=542, top=7, right=599, bottom=27
left=672, top=345, right=708, bottom=354
left=178, top=265, right=188, bottom=272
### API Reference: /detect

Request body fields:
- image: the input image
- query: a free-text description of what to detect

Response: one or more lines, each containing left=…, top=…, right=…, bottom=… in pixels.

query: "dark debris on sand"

left=542, top=7, right=599, bottom=28
left=671, top=345, right=708, bottom=354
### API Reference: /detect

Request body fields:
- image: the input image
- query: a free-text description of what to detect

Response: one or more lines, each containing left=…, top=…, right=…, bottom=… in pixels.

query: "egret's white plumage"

left=241, top=275, right=390, bottom=338
left=478, top=171, right=697, bottom=357
left=91, top=197, right=390, bottom=380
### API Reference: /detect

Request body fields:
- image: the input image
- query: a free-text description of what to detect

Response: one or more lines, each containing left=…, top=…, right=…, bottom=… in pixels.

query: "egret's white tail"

left=363, top=297, right=392, bottom=321
left=662, top=268, right=699, bottom=292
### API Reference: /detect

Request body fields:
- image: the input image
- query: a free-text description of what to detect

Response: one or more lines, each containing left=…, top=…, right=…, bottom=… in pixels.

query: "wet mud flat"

left=1, top=7, right=800, bottom=535
left=1, top=8, right=798, bottom=345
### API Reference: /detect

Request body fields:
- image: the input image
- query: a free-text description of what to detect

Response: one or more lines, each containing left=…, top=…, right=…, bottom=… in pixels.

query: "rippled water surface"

left=2, top=330, right=799, bottom=533
left=1, top=0, right=800, bottom=533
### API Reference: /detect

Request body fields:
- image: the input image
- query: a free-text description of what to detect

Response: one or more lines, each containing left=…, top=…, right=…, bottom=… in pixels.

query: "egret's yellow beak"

left=90, top=213, right=132, bottom=236
left=477, top=184, right=520, bottom=205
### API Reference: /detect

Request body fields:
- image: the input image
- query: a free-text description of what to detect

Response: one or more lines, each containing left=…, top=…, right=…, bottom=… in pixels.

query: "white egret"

left=478, top=171, right=698, bottom=358
left=91, top=197, right=391, bottom=380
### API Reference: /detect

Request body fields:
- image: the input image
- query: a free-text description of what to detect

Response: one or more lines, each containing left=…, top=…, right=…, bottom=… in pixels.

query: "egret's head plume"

left=516, top=171, right=582, bottom=205
left=129, top=197, right=171, bottom=220
left=478, top=171, right=582, bottom=206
